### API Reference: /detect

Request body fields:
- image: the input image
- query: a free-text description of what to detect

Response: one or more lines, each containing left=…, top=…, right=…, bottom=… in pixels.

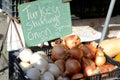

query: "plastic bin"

left=9, top=45, right=120, bottom=80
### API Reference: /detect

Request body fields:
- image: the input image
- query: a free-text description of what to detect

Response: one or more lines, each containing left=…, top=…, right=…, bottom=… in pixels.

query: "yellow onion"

left=71, top=73, right=84, bottom=80
left=51, top=44, right=68, bottom=61
left=95, top=48, right=106, bottom=66
left=63, top=59, right=81, bottom=77
left=81, top=57, right=96, bottom=70
left=64, top=35, right=81, bottom=49
left=67, top=47, right=83, bottom=60
left=84, top=65, right=96, bottom=76
left=98, top=65, right=109, bottom=77
left=81, top=43, right=97, bottom=59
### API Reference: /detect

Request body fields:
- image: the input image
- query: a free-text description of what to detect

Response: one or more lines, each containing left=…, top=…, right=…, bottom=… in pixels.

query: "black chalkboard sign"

left=18, top=0, right=72, bottom=47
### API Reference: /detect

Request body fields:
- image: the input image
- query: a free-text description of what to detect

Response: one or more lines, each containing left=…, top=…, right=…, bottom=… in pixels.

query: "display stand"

left=0, top=17, right=24, bottom=72
left=100, top=0, right=116, bottom=42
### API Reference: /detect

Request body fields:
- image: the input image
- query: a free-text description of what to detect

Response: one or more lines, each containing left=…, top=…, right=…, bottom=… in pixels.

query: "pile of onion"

left=19, top=35, right=118, bottom=80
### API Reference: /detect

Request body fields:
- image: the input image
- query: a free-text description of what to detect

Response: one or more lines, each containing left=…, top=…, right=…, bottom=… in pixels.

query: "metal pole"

left=100, top=0, right=116, bottom=42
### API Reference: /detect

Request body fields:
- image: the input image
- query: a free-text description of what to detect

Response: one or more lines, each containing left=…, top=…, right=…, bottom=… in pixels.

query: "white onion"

left=35, top=51, right=52, bottom=62
left=30, top=53, right=43, bottom=64
left=19, top=62, right=32, bottom=72
left=30, top=53, right=48, bottom=74
left=26, top=68, right=41, bottom=80
left=57, top=76, right=70, bottom=80
left=18, top=48, right=33, bottom=62
left=48, top=63, right=61, bottom=78
left=41, top=71, right=55, bottom=80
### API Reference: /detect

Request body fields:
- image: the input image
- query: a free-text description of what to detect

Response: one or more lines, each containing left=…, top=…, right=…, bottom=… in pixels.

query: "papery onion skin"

left=84, top=66, right=96, bottom=76
left=82, top=57, right=96, bottom=70
left=26, top=68, right=41, bottom=80
left=71, top=73, right=84, bottom=80
left=48, top=63, right=61, bottom=78
left=95, top=48, right=106, bottom=67
left=41, top=71, right=55, bottom=80
left=64, top=35, right=81, bottom=49
left=98, top=65, right=109, bottom=77
left=81, top=44, right=97, bottom=59
left=19, top=48, right=33, bottom=62
left=30, top=53, right=49, bottom=74
left=51, top=44, right=67, bottom=61
left=63, top=59, right=81, bottom=77
left=30, top=57, right=49, bottom=74
left=67, top=47, right=83, bottom=60
left=103, top=64, right=116, bottom=72
left=57, top=76, right=70, bottom=80
left=19, top=62, right=32, bottom=72
left=54, top=59, right=65, bottom=73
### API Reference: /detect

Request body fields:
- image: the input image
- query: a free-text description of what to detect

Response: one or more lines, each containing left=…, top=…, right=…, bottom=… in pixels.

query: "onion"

left=51, top=44, right=68, bottom=61
left=30, top=53, right=48, bottom=74
left=41, top=71, right=55, bottom=80
left=26, top=68, right=41, bottom=80
left=19, top=62, right=32, bottom=72
left=104, top=64, right=117, bottom=72
left=95, top=48, right=106, bottom=66
left=63, top=59, right=81, bottom=77
left=51, top=39, right=63, bottom=47
left=35, top=51, right=52, bottom=62
left=98, top=64, right=118, bottom=77
left=81, top=43, right=96, bottom=59
left=57, top=76, right=70, bottom=80
left=90, top=41, right=97, bottom=48
left=18, top=48, right=33, bottom=62
left=67, top=47, right=83, bottom=60
left=82, top=57, right=96, bottom=70
left=84, top=66, right=96, bottom=76
left=48, top=63, right=61, bottom=78
left=30, top=53, right=43, bottom=64
left=99, top=65, right=109, bottom=77
left=54, top=59, right=65, bottom=73
left=71, top=73, right=84, bottom=80
left=64, top=35, right=81, bottom=49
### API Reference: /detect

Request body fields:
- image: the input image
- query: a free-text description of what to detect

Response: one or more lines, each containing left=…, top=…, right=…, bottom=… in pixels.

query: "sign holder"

left=0, top=16, right=24, bottom=72
left=100, top=0, right=116, bottom=42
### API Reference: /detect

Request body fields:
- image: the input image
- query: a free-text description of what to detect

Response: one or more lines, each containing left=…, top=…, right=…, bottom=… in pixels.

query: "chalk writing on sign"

left=19, top=0, right=72, bottom=47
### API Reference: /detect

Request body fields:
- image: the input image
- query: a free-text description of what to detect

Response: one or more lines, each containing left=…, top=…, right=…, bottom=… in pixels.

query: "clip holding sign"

left=62, top=0, right=72, bottom=3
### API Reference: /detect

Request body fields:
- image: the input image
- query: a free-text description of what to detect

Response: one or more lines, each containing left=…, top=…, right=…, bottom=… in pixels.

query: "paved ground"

left=0, top=12, right=8, bottom=80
